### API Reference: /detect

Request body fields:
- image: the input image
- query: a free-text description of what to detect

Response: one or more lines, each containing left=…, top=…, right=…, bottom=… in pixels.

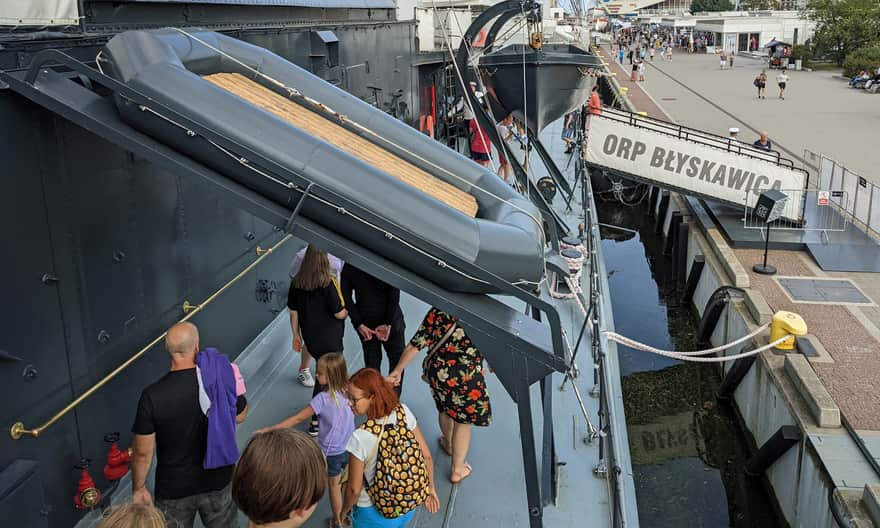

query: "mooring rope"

left=604, top=326, right=789, bottom=363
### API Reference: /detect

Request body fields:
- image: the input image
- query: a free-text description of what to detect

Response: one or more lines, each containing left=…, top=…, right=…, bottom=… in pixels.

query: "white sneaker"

left=297, top=368, right=315, bottom=387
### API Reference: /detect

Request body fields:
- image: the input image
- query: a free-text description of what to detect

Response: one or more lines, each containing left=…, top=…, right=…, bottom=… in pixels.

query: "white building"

left=691, top=11, right=815, bottom=52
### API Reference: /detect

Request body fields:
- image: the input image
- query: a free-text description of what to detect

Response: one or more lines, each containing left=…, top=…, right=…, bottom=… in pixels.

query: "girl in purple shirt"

left=258, top=353, right=355, bottom=527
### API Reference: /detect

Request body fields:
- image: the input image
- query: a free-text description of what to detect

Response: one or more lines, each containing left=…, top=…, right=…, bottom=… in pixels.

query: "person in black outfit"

left=130, top=322, right=248, bottom=528
left=340, top=264, right=406, bottom=392
left=287, top=245, right=348, bottom=434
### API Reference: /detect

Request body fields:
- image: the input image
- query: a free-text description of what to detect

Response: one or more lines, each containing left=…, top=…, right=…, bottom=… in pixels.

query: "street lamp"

left=752, top=189, right=788, bottom=275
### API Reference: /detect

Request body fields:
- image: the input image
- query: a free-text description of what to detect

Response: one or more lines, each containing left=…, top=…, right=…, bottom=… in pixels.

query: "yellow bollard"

left=637, top=111, right=648, bottom=117
left=620, top=87, right=628, bottom=93
left=770, top=311, right=807, bottom=350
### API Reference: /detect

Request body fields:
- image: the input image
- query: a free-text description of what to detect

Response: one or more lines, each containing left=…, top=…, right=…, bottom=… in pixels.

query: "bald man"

left=131, top=322, right=248, bottom=528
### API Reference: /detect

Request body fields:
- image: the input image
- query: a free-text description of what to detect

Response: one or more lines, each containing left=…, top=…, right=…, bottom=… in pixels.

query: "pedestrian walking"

left=130, top=322, right=248, bottom=528
left=776, top=69, right=789, bottom=99
left=389, top=307, right=493, bottom=485
left=631, top=62, right=638, bottom=82
left=98, top=503, right=166, bottom=528
left=233, top=429, right=326, bottom=528
left=728, top=51, right=735, bottom=69
left=649, top=47, right=655, bottom=62
left=618, top=47, right=625, bottom=64
left=495, top=114, right=513, bottom=181
left=289, top=245, right=344, bottom=389
left=342, top=368, right=440, bottom=527
left=588, top=85, right=602, bottom=116
left=257, top=353, right=355, bottom=527
left=469, top=115, right=492, bottom=167
left=753, top=131, right=773, bottom=151
left=720, top=50, right=727, bottom=70
left=341, top=264, right=407, bottom=391
left=754, top=70, right=767, bottom=99
left=638, top=61, right=646, bottom=82
left=288, top=245, right=348, bottom=436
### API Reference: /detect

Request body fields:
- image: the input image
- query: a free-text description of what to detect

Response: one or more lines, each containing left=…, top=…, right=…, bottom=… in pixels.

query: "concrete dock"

left=597, top=44, right=880, bottom=527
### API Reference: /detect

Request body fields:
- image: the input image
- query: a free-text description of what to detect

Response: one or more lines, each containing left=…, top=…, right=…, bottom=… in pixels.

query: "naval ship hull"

left=0, top=7, right=419, bottom=527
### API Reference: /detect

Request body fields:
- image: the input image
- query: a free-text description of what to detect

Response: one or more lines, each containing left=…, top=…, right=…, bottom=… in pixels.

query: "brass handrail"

left=10, top=234, right=293, bottom=440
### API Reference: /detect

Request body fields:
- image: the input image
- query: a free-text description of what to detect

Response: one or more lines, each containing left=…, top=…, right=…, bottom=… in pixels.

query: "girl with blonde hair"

left=259, top=353, right=355, bottom=528
left=99, top=503, right=166, bottom=528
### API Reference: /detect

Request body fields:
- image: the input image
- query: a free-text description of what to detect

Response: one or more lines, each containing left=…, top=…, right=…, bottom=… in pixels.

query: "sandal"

left=438, top=436, right=452, bottom=456
left=450, top=462, right=473, bottom=484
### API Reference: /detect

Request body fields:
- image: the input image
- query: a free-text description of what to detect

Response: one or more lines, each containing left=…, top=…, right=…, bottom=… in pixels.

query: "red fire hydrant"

left=73, top=459, right=101, bottom=510
left=103, top=432, right=131, bottom=481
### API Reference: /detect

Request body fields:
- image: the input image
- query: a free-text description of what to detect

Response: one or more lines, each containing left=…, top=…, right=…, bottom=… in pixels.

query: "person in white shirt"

left=341, top=368, right=439, bottom=527
left=776, top=69, right=790, bottom=99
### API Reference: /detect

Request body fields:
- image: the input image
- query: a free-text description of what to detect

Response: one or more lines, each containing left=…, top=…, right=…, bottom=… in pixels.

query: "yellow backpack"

left=361, top=406, right=429, bottom=518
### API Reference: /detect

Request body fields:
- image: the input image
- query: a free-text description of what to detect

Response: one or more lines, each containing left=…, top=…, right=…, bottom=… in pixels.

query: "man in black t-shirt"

left=131, top=322, right=248, bottom=528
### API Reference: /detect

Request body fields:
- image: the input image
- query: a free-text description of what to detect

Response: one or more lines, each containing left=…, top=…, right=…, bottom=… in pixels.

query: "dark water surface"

left=596, top=198, right=782, bottom=528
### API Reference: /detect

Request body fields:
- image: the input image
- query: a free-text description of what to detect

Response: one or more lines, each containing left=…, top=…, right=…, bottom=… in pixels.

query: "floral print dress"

left=409, top=308, right=491, bottom=426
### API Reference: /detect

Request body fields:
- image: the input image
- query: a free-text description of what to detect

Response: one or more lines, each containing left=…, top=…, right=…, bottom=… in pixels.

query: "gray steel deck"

left=230, top=119, right=636, bottom=527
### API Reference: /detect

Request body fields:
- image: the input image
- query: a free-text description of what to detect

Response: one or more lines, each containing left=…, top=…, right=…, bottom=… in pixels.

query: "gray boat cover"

left=101, top=29, right=545, bottom=293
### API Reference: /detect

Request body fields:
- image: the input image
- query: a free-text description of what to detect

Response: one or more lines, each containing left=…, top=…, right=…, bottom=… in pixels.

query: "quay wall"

left=646, top=189, right=851, bottom=528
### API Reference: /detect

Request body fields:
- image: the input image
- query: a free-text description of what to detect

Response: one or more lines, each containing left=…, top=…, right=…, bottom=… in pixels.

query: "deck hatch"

left=776, top=277, right=874, bottom=305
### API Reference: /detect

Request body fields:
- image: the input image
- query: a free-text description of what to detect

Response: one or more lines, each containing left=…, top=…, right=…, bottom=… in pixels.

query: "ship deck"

left=220, top=119, right=633, bottom=527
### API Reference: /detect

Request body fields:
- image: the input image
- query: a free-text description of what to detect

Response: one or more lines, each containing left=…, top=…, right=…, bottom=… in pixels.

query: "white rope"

left=166, top=27, right=549, bottom=236
left=606, top=322, right=770, bottom=357
left=604, top=329, right=790, bottom=363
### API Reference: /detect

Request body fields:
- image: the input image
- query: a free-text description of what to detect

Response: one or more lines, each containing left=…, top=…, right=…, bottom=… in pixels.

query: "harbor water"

left=596, top=195, right=782, bottom=528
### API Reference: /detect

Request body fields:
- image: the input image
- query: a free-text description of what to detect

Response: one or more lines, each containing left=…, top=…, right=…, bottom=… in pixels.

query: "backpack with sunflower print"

left=361, top=406, right=429, bottom=518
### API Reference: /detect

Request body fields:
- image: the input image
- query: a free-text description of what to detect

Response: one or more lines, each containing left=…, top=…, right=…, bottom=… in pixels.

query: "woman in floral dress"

left=388, top=307, right=491, bottom=483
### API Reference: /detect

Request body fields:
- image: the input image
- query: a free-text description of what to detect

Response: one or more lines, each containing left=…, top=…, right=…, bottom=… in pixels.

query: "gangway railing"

left=598, top=106, right=797, bottom=169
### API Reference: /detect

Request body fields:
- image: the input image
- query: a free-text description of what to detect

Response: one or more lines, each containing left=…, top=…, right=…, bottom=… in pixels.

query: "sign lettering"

left=584, top=116, right=807, bottom=221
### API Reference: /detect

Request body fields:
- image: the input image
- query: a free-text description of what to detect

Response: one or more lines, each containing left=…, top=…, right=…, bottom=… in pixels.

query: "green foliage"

left=789, top=44, right=812, bottom=67
left=739, top=0, right=778, bottom=10
left=689, top=0, right=734, bottom=13
left=804, top=0, right=880, bottom=65
left=843, top=45, right=880, bottom=77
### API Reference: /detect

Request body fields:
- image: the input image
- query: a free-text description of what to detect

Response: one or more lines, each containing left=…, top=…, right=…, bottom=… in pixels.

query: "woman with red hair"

left=341, top=368, right=439, bottom=527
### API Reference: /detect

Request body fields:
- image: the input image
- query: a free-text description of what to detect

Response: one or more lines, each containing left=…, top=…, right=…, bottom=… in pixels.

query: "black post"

left=664, top=212, right=682, bottom=255
left=675, top=220, right=689, bottom=292
left=745, top=425, right=802, bottom=476
left=717, top=354, right=757, bottom=400
left=516, top=387, right=544, bottom=528
left=753, top=222, right=777, bottom=275
left=682, top=255, right=705, bottom=304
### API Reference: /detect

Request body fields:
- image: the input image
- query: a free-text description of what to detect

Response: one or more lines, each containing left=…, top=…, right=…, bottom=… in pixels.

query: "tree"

left=843, top=45, right=880, bottom=77
left=804, top=0, right=880, bottom=65
left=690, top=0, right=734, bottom=12
left=739, top=0, right=779, bottom=10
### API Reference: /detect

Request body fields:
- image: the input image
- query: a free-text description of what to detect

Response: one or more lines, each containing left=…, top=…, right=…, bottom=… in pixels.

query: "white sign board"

left=2, top=0, right=79, bottom=26
left=585, top=115, right=807, bottom=221
left=817, top=191, right=830, bottom=206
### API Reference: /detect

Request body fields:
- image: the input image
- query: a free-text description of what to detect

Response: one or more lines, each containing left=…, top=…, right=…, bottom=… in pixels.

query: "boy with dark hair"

left=233, top=429, right=326, bottom=528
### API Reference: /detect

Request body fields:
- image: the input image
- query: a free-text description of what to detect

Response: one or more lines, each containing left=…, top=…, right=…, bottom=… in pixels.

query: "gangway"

left=583, top=107, right=809, bottom=222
